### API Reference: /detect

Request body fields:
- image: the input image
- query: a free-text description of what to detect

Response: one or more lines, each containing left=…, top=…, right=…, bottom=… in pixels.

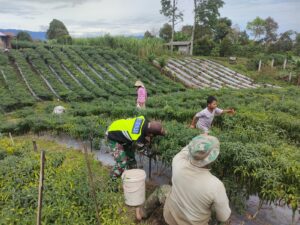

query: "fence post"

left=9, top=132, right=14, bottom=146
left=289, top=72, right=292, bottom=82
left=271, top=58, right=274, bottom=68
left=83, top=145, right=101, bottom=225
left=37, top=151, right=45, bottom=225
left=283, top=58, right=287, bottom=70
left=33, top=140, right=38, bottom=152
left=148, top=156, right=152, bottom=179
left=258, top=60, right=262, bottom=72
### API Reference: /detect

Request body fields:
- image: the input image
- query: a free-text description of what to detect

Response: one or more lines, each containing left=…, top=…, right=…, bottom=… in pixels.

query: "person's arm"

left=222, top=109, right=235, bottom=114
left=190, top=114, right=199, bottom=128
left=216, top=108, right=235, bottom=116
left=190, top=111, right=203, bottom=128
left=213, top=183, right=231, bottom=223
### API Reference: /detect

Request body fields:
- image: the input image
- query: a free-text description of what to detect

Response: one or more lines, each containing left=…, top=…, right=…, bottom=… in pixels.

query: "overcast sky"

left=0, top=0, right=299, bottom=37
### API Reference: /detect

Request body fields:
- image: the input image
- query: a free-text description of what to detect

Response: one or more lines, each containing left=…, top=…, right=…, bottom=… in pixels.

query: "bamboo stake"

left=258, top=60, right=262, bottom=72
left=37, top=151, right=45, bottom=225
left=283, top=58, right=287, bottom=70
left=83, top=145, right=101, bottom=225
left=289, top=72, right=292, bottom=82
left=33, top=140, right=38, bottom=152
left=271, top=58, right=274, bottom=68
left=9, top=132, right=14, bottom=146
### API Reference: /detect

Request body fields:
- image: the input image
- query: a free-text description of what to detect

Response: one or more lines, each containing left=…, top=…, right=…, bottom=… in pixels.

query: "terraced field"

left=165, top=57, right=260, bottom=89
left=0, top=46, right=184, bottom=111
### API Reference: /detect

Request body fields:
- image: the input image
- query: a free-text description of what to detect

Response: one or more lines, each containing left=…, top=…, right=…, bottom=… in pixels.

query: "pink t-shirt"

left=137, top=87, right=147, bottom=103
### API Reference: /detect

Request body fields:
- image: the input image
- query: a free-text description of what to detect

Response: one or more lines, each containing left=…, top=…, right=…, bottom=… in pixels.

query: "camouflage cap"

left=188, top=135, right=220, bottom=167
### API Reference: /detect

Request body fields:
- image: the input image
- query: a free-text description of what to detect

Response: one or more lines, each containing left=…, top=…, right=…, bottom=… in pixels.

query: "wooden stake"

left=37, top=151, right=45, bottom=225
left=283, top=58, right=287, bottom=70
left=271, top=58, right=274, bottom=68
left=33, top=140, right=38, bottom=152
left=289, top=72, right=292, bottom=82
left=258, top=60, right=262, bottom=72
left=9, top=132, right=14, bottom=146
left=84, top=145, right=101, bottom=225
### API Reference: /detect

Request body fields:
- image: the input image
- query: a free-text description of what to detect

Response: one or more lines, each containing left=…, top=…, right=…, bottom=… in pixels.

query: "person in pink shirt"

left=135, top=80, right=147, bottom=109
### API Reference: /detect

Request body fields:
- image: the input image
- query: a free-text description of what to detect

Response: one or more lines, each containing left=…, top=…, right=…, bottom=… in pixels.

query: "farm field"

left=1, top=83, right=299, bottom=224
left=0, top=45, right=299, bottom=225
left=0, top=45, right=184, bottom=111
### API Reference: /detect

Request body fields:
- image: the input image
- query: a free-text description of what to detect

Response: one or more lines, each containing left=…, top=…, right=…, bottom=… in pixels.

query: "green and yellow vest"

left=107, top=116, right=146, bottom=141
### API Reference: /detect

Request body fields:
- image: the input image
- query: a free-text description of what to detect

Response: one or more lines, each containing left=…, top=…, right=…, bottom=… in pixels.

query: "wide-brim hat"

left=134, top=80, right=145, bottom=87
left=188, top=135, right=220, bottom=168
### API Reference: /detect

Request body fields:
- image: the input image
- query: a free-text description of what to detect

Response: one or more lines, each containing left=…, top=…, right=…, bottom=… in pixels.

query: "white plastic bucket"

left=122, top=169, right=146, bottom=206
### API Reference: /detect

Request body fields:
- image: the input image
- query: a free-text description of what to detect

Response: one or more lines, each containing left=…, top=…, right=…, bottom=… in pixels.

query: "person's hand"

left=190, top=124, right=196, bottom=129
left=228, top=108, right=236, bottom=115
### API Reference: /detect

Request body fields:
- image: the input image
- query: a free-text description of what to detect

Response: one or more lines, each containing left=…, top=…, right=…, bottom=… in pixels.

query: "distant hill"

left=0, top=29, right=46, bottom=40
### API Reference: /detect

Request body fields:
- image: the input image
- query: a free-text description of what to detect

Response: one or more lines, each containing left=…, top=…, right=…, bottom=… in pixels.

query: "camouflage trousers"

left=108, top=141, right=137, bottom=178
left=141, top=185, right=171, bottom=219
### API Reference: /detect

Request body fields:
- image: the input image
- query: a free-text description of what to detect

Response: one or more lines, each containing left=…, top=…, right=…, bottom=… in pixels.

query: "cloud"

left=0, top=0, right=298, bottom=36
left=0, top=2, right=40, bottom=15
left=220, top=0, right=300, bottom=33
left=65, top=15, right=166, bottom=37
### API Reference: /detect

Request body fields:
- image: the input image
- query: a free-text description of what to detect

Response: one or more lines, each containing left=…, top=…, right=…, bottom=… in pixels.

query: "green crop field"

left=0, top=44, right=299, bottom=224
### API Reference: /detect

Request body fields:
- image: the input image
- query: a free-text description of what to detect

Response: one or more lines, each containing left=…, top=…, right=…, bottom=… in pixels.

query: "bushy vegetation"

left=0, top=87, right=299, bottom=217
left=74, top=35, right=168, bottom=58
left=0, top=43, right=299, bottom=222
left=0, top=137, right=135, bottom=224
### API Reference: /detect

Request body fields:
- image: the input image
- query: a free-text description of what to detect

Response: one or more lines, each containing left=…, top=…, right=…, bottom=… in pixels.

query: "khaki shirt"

left=163, top=147, right=231, bottom=225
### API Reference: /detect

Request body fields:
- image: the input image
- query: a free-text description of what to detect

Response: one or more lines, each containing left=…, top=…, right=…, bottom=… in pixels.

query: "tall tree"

left=16, top=31, right=32, bottom=42
left=264, top=17, right=278, bottom=43
left=144, top=31, right=154, bottom=38
left=160, top=0, right=183, bottom=52
left=47, top=19, right=70, bottom=40
left=228, top=25, right=249, bottom=45
left=246, top=17, right=266, bottom=41
left=181, top=25, right=193, bottom=37
left=294, top=33, right=300, bottom=56
left=159, top=23, right=173, bottom=42
left=190, top=0, right=224, bottom=55
left=214, top=17, right=232, bottom=42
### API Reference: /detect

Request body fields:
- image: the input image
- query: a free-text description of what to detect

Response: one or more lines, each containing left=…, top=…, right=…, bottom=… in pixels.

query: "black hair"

left=207, top=96, right=217, bottom=105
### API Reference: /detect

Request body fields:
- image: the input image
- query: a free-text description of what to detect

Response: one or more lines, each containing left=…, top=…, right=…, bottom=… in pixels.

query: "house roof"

left=0, top=32, right=15, bottom=37
left=165, top=41, right=191, bottom=46
left=4, top=32, right=15, bottom=37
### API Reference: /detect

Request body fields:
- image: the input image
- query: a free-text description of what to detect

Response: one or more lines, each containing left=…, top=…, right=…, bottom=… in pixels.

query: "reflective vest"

left=107, top=116, right=146, bottom=142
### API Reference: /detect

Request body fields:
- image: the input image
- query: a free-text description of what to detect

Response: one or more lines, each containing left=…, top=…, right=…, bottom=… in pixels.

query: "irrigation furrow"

left=61, top=64, right=85, bottom=87
left=180, top=59, right=242, bottom=89
left=88, top=65, right=103, bottom=80
left=169, top=60, right=222, bottom=89
left=166, top=64, right=210, bottom=89
left=164, top=66, right=198, bottom=88
left=75, top=64, right=97, bottom=85
left=31, top=62, right=60, bottom=99
left=15, top=63, right=40, bottom=100
left=48, top=65, right=71, bottom=90
left=0, top=70, right=10, bottom=90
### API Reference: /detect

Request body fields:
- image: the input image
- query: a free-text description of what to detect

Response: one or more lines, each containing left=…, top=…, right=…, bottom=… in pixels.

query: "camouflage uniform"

left=141, top=185, right=171, bottom=218
left=108, top=140, right=137, bottom=178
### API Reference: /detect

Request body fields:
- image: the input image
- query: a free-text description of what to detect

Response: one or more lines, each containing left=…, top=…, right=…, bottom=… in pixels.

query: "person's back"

left=164, top=146, right=231, bottom=225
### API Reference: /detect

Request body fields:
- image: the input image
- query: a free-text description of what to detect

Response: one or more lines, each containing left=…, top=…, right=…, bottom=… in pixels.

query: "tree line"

left=143, top=0, right=300, bottom=58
